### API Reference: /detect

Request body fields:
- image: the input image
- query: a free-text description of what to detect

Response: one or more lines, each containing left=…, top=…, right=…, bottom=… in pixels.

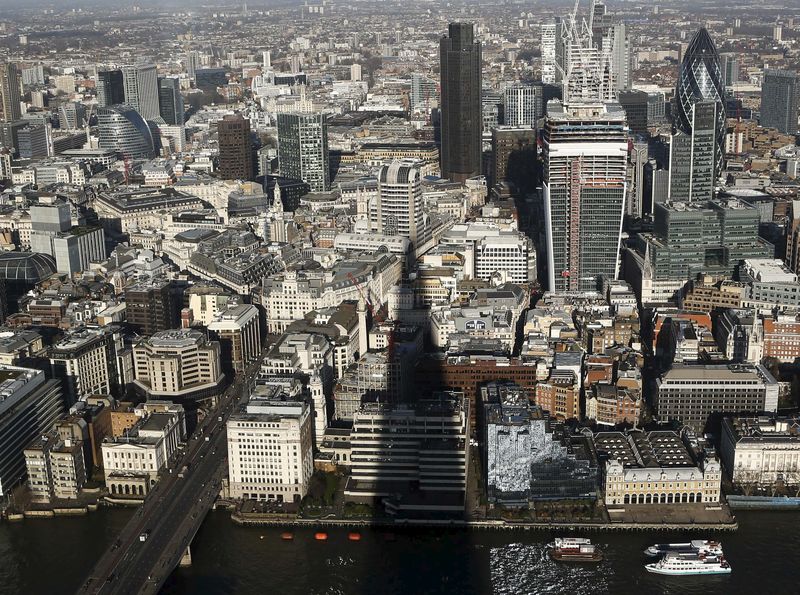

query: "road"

left=78, top=361, right=261, bottom=595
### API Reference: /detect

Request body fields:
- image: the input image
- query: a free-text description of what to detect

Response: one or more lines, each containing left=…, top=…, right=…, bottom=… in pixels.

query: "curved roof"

left=0, top=252, right=57, bottom=281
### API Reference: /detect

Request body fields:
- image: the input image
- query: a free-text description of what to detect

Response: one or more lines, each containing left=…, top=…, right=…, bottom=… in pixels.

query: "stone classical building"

left=227, top=382, right=314, bottom=503
left=596, top=431, right=722, bottom=505
left=720, top=416, right=800, bottom=486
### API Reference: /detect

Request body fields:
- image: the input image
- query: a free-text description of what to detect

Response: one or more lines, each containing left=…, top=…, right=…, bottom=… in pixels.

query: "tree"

left=734, top=466, right=761, bottom=496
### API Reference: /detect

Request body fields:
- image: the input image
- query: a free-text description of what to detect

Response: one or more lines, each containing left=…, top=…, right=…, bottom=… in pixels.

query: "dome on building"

left=0, top=251, right=57, bottom=282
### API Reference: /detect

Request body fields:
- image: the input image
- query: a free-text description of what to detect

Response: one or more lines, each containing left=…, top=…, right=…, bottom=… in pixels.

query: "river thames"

left=1, top=508, right=797, bottom=594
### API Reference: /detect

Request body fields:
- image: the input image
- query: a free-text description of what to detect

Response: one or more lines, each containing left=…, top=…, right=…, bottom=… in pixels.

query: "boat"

left=280, top=532, right=294, bottom=541
left=548, top=538, right=603, bottom=563
left=644, top=540, right=723, bottom=558
left=645, top=552, right=732, bottom=575
left=314, top=532, right=328, bottom=541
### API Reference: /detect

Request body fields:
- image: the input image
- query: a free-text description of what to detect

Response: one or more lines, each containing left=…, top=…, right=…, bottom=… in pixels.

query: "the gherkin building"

left=675, top=28, right=726, bottom=177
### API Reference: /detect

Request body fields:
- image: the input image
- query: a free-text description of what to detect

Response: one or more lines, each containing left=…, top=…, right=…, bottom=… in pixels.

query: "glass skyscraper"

left=439, top=22, right=482, bottom=183
left=97, top=69, right=124, bottom=107
left=97, top=105, right=155, bottom=159
left=760, top=69, right=799, bottom=135
left=674, top=28, right=725, bottom=179
left=542, top=102, right=628, bottom=292
left=277, top=113, right=329, bottom=192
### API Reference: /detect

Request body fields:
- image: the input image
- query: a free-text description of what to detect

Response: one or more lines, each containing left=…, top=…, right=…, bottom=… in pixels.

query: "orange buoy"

left=314, top=532, right=328, bottom=541
left=280, top=532, right=294, bottom=541
left=348, top=532, right=361, bottom=542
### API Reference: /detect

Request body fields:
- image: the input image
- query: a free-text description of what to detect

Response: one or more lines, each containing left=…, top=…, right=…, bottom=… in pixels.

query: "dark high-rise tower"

left=1, top=62, right=22, bottom=123
left=217, top=114, right=254, bottom=181
left=675, top=28, right=725, bottom=179
left=158, top=77, right=185, bottom=126
left=760, top=69, right=799, bottom=135
left=439, top=22, right=482, bottom=183
left=96, top=70, right=124, bottom=107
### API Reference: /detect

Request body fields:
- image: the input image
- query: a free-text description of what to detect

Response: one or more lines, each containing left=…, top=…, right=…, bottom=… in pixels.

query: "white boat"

left=644, top=540, right=723, bottom=558
left=645, top=552, right=731, bottom=576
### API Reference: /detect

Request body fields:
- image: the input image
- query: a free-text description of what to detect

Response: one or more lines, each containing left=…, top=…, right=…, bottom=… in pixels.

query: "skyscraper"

left=439, top=22, right=482, bottom=183
left=277, top=112, right=329, bottom=192
left=121, top=64, right=160, bottom=120
left=158, top=77, right=185, bottom=126
left=674, top=28, right=725, bottom=179
left=217, top=114, right=254, bottom=181
left=96, top=70, right=124, bottom=107
left=721, top=54, right=739, bottom=88
left=97, top=105, right=155, bottom=159
left=186, top=51, right=199, bottom=81
left=410, top=74, right=438, bottom=110
left=1, top=63, right=22, bottom=123
left=542, top=102, right=628, bottom=292
left=541, top=23, right=557, bottom=85
left=760, top=70, right=799, bottom=135
left=503, top=84, right=542, bottom=126
left=668, top=100, right=717, bottom=202
left=375, top=159, right=425, bottom=247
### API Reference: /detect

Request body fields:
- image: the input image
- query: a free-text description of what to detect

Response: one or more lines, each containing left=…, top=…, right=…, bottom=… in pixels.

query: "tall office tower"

left=668, top=100, right=717, bottom=203
left=277, top=112, right=329, bottom=192
left=491, top=125, right=537, bottom=190
left=186, top=51, right=199, bottom=81
left=439, top=22, right=482, bottom=183
left=760, top=70, right=799, bottom=134
left=121, top=64, right=160, bottom=120
left=626, top=141, right=649, bottom=218
left=618, top=90, right=649, bottom=134
left=503, top=84, right=542, bottom=126
left=1, top=62, right=22, bottom=123
left=58, top=102, right=86, bottom=130
left=542, top=101, right=628, bottom=293
left=410, top=74, right=438, bottom=109
left=482, top=89, right=503, bottom=134
left=603, top=23, right=632, bottom=92
left=721, top=54, right=739, bottom=87
left=96, top=70, right=124, bottom=107
left=97, top=105, right=155, bottom=159
left=21, top=65, right=44, bottom=86
left=375, top=159, right=425, bottom=247
left=158, top=77, right=185, bottom=126
left=262, top=50, right=272, bottom=71
left=217, top=114, right=254, bottom=181
left=675, top=28, right=725, bottom=180
left=773, top=24, right=782, bottom=42
left=541, top=23, right=557, bottom=84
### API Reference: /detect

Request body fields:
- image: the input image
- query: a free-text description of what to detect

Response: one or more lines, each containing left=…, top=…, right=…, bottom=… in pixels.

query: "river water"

left=1, top=509, right=797, bottom=594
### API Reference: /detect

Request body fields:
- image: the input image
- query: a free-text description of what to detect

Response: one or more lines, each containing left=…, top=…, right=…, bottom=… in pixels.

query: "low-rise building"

left=586, top=385, right=641, bottom=427
left=596, top=431, right=722, bottom=505
left=227, top=383, right=314, bottom=503
left=24, top=431, right=87, bottom=502
left=207, top=304, right=262, bottom=375
left=101, top=408, right=184, bottom=497
left=344, top=394, right=470, bottom=515
left=720, top=416, right=800, bottom=486
left=655, top=364, right=779, bottom=432
left=132, top=329, right=224, bottom=401
left=483, top=382, right=598, bottom=507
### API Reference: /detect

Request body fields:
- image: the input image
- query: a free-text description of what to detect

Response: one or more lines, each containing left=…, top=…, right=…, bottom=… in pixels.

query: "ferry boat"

left=645, top=552, right=731, bottom=575
left=548, top=538, right=603, bottom=563
left=644, top=540, right=723, bottom=558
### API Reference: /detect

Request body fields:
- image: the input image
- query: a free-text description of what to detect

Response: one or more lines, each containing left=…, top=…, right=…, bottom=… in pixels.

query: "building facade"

left=439, top=23, right=482, bottom=183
